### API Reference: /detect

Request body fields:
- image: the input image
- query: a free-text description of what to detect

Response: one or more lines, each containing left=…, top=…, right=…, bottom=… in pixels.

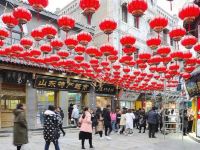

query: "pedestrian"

left=133, top=109, right=139, bottom=129
left=116, top=109, right=121, bottom=131
left=96, top=107, right=104, bottom=139
left=125, top=109, right=135, bottom=136
left=68, top=103, right=74, bottom=124
left=13, top=103, right=28, bottom=150
left=55, top=107, right=66, bottom=136
left=138, top=108, right=146, bottom=133
left=187, top=108, right=194, bottom=133
left=43, top=105, right=61, bottom=150
left=110, top=110, right=117, bottom=132
left=118, top=110, right=126, bottom=134
left=147, top=107, right=158, bottom=138
left=183, top=109, right=188, bottom=136
left=79, top=107, right=94, bottom=149
left=103, top=105, right=112, bottom=140
left=72, top=105, right=80, bottom=127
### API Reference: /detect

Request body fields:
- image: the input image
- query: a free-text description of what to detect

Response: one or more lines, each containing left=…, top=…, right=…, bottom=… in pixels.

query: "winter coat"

left=96, top=113, right=104, bottom=132
left=13, top=109, right=28, bottom=146
left=103, top=108, right=111, bottom=126
left=72, top=106, right=79, bottom=119
left=139, top=113, right=146, bottom=126
left=43, top=110, right=61, bottom=142
left=119, top=114, right=126, bottom=126
left=79, top=111, right=93, bottom=133
left=147, top=110, right=158, bottom=124
left=125, top=113, right=135, bottom=129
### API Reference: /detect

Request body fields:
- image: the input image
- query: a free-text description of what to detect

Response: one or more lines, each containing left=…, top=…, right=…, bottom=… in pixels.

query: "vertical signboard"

left=197, top=98, right=200, bottom=137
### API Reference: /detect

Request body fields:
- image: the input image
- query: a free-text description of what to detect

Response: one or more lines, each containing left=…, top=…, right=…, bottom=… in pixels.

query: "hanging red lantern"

left=185, top=58, right=197, bottom=66
left=184, top=66, right=195, bottom=73
left=182, top=72, right=191, bottom=80
left=148, top=55, right=161, bottom=66
left=113, top=64, right=121, bottom=71
left=156, top=65, right=167, bottom=74
left=123, top=67, right=131, bottom=74
left=128, top=0, right=148, bottom=27
left=29, top=49, right=41, bottom=58
left=77, top=31, right=92, bottom=46
left=162, top=56, right=172, bottom=65
left=139, top=52, right=151, bottom=62
left=170, top=51, right=184, bottom=61
left=95, top=51, right=103, bottom=59
left=169, top=27, right=186, bottom=42
left=90, top=58, right=99, bottom=66
left=123, top=46, right=136, bottom=56
left=169, top=63, right=179, bottom=71
left=146, top=37, right=161, bottom=50
left=2, top=13, right=18, bottom=29
left=120, top=55, right=133, bottom=65
left=157, top=46, right=171, bottom=57
left=182, top=51, right=192, bottom=60
left=181, top=35, right=197, bottom=49
left=20, top=38, right=33, bottom=49
left=0, top=40, right=4, bottom=48
left=128, top=61, right=136, bottom=67
left=74, top=55, right=84, bottom=63
left=50, top=39, right=63, bottom=50
left=31, top=28, right=44, bottom=41
left=100, top=44, right=115, bottom=56
left=40, top=44, right=52, bottom=53
left=57, top=15, right=75, bottom=32
left=74, top=45, right=85, bottom=55
left=13, top=7, right=32, bottom=25
left=179, top=3, right=200, bottom=30
left=48, top=55, right=60, bottom=64
left=194, top=43, right=200, bottom=53
left=101, top=61, right=110, bottom=67
left=57, top=50, right=69, bottom=59
left=120, top=35, right=136, bottom=48
left=64, top=36, right=78, bottom=50
left=11, top=44, right=24, bottom=54
left=149, top=16, right=168, bottom=33
left=85, top=46, right=99, bottom=57
left=0, top=28, right=9, bottom=40
left=79, top=0, right=100, bottom=24
left=28, top=0, right=48, bottom=12
left=99, top=18, right=117, bottom=41
left=138, top=63, right=147, bottom=70
left=42, top=24, right=57, bottom=39
left=108, top=55, right=118, bottom=63
left=149, top=65, right=157, bottom=73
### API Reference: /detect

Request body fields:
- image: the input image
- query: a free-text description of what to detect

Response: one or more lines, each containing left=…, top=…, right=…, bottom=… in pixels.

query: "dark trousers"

left=99, top=131, right=103, bottom=137
left=17, top=146, right=21, bottom=150
left=148, top=123, right=156, bottom=138
left=139, top=125, right=146, bottom=132
left=45, top=141, right=60, bottom=150
left=187, top=120, right=193, bottom=133
left=105, top=123, right=112, bottom=136
left=82, top=139, right=92, bottom=148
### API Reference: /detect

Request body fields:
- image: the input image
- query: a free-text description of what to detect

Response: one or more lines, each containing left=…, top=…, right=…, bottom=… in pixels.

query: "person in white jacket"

left=71, top=105, right=79, bottom=127
left=125, top=109, right=135, bottom=136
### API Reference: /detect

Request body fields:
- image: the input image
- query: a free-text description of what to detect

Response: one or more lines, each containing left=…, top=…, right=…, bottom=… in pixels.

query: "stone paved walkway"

left=0, top=129, right=199, bottom=150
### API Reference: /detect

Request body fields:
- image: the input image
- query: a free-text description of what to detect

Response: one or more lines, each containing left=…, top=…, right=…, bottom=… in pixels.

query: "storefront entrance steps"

left=188, top=133, right=200, bottom=143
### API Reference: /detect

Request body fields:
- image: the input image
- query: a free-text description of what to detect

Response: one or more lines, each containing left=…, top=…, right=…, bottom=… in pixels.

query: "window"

left=134, top=17, right=139, bottom=29
left=122, top=4, right=128, bottom=23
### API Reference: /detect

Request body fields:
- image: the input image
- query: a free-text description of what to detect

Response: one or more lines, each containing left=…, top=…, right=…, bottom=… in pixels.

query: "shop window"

left=122, top=4, right=128, bottom=23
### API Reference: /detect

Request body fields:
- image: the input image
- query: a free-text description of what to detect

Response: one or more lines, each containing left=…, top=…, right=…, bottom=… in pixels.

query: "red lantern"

left=13, top=7, right=32, bottom=24
left=74, top=55, right=84, bottom=63
left=95, top=51, right=103, bottom=59
left=79, top=0, right=100, bottom=24
left=57, top=50, right=69, bottom=59
left=28, top=0, right=48, bottom=12
left=169, top=63, right=179, bottom=71
left=123, top=46, right=136, bottom=56
left=108, top=55, right=118, bottom=63
left=99, top=18, right=117, bottom=41
left=77, top=31, right=92, bottom=46
left=101, top=61, right=110, bottom=67
left=185, top=58, right=197, bottom=66
left=157, top=46, right=171, bottom=57
left=42, top=25, right=57, bottom=39
left=182, top=72, right=191, bottom=80
left=50, top=39, right=64, bottom=50
left=90, top=58, right=99, bottom=66
left=128, top=0, right=148, bottom=26
left=64, top=36, right=78, bottom=50
left=170, top=51, right=184, bottom=61
left=57, top=15, right=75, bottom=32
left=48, top=55, right=60, bottom=63
left=194, top=43, right=200, bottom=54
left=179, top=3, right=200, bottom=29
left=148, top=55, right=161, bottom=65
left=113, top=64, right=121, bottom=71
left=11, top=44, right=24, bottom=54
left=120, top=35, right=136, bottom=48
left=182, top=51, right=192, bottom=60
left=149, top=16, right=168, bottom=33
left=181, top=35, right=197, bottom=49
left=120, top=55, right=133, bottom=65
left=100, top=44, right=115, bottom=56
left=74, top=45, right=85, bottom=55
left=169, top=27, right=186, bottom=41
left=146, top=37, right=161, bottom=50
left=29, top=49, right=41, bottom=58
left=138, top=63, right=147, bottom=70
left=2, top=13, right=18, bottom=28
left=85, top=46, right=99, bottom=57
left=0, top=28, right=9, bottom=40
left=20, top=38, right=33, bottom=49
left=123, top=67, right=131, bottom=74
left=184, top=66, right=195, bottom=73
left=149, top=65, right=157, bottom=73
left=31, top=28, right=44, bottom=41
left=139, top=52, right=151, bottom=62
left=162, top=56, right=172, bottom=65
left=40, top=44, right=52, bottom=53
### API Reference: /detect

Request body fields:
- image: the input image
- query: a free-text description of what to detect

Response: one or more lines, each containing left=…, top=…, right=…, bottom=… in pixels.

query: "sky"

left=45, top=0, right=188, bottom=15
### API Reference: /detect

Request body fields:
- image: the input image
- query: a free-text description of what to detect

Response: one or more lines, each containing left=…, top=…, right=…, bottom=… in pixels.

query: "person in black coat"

left=103, top=105, right=112, bottom=140
left=147, top=107, right=158, bottom=138
left=138, top=109, right=146, bottom=133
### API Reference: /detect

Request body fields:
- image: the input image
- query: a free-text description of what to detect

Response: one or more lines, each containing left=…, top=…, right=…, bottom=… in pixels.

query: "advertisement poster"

left=197, top=99, right=200, bottom=137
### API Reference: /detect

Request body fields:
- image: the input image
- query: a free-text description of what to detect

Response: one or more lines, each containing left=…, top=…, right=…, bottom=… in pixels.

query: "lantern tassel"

left=108, top=34, right=110, bottom=42
left=136, top=17, right=139, bottom=28
left=87, top=14, right=92, bottom=25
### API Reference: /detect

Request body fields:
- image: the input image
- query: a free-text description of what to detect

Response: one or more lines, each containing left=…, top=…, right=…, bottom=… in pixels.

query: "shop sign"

left=95, top=84, right=117, bottom=95
left=197, top=98, right=200, bottom=137
left=119, top=90, right=140, bottom=101
left=34, top=74, right=91, bottom=92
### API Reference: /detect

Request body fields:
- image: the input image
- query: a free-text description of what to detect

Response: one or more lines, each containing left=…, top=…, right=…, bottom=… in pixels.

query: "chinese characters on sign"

left=35, top=75, right=91, bottom=92
left=95, top=84, right=116, bottom=95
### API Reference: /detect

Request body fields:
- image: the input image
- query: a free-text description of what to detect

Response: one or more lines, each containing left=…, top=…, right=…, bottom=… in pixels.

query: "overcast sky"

left=45, top=0, right=188, bottom=15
